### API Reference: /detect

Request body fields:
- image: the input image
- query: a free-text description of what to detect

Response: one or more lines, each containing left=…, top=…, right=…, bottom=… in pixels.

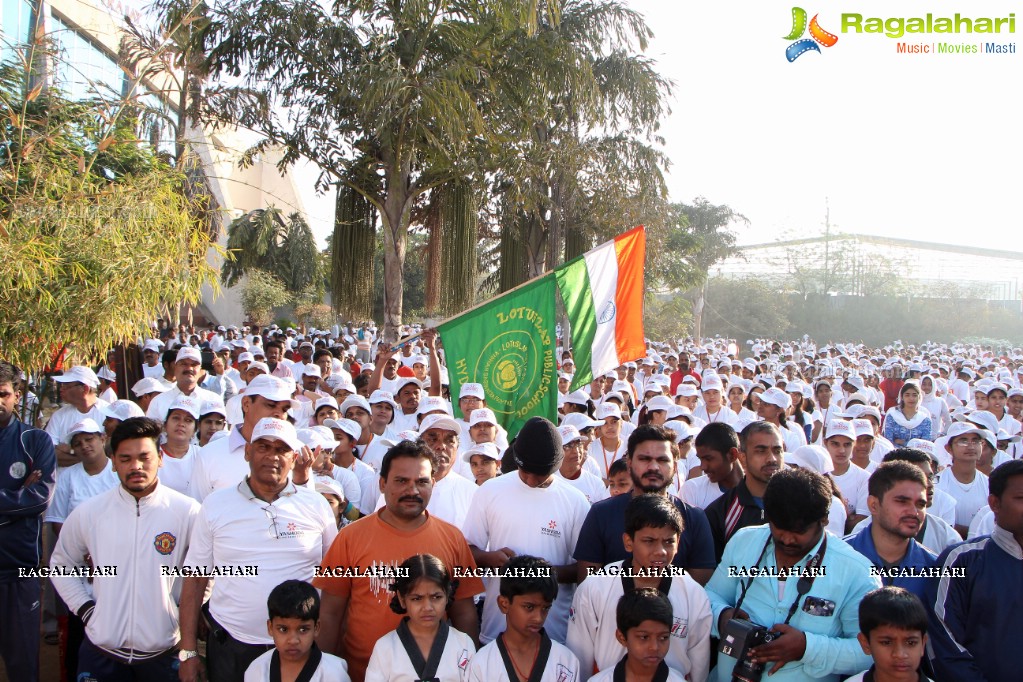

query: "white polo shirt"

left=146, top=385, right=221, bottom=422
left=189, top=428, right=249, bottom=502
left=183, top=479, right=338, bottom=645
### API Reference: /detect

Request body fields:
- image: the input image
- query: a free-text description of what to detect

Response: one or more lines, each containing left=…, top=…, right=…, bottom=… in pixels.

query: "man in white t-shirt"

left=555, top=425, right=608, bottom=504
left=178, top=418, right=336, bottom=682
left=145, top=347, right=220, bottom=422
left=44, top=419, right=118, bottom=533
left=824, top=419, right=870, bottom=534
left=934, top=422, right=993, bottom=538
left=757, top=387, right=806, bottom=453
left=47, top=366, right=110, bottom=468
left=415, top=414, right=476, bottom=529
left=463, top=417, right=590, bottom=645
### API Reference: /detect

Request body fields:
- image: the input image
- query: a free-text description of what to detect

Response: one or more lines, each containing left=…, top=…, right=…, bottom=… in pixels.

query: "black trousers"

left=204, top=605, right=273, bottom=682
left=0, top=577, right=41, bottom=682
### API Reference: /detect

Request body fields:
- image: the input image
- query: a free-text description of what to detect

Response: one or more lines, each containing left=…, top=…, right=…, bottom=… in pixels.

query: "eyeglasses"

left=263, top=505, right=280, bottom=539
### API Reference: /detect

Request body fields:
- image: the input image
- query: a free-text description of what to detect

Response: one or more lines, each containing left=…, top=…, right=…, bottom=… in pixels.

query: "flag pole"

left=390, top=271, right=557, bottom=350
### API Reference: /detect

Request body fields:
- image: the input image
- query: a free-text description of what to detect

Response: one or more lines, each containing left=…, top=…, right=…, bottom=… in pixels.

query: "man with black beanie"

left=463, top=417, right=591, bottom=645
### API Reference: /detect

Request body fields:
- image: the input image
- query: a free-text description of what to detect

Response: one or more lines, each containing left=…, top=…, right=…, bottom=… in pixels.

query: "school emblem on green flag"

left=438, top=274, right=557, bottom=437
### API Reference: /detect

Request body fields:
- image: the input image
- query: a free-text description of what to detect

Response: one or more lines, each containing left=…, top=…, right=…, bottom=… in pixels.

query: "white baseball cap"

left=199, top=399, right=228, bottom=418
left=417, top=396, right=452, bottom=416
left=244, top=375, right=300, bottom=410
left=53, top=366, right=100, bottom=389
left=65, top=418, right=104, bottom=445
left=675, top=384, right=698, bottom=398
left=419, top=413, right=461, bottom=436
left=595, top=402, right=622, bottom=420
left=330, top=379, right=357, bottom=396
left=301, top=364, right=322, bottom=378
left=166, top=395, right=201, bottom=421
left=645, top=395, right=674, bottom=412
left=339, top=395, right=372, bottom=416
left=99, top=399, right=144, bottom=423
left=469, top=408, right=498, bottom=427
left=851, top=419, right=875, bottom=439
left=824, top=419, right=856, bottom=442
left=701, top=372, right=723, bottom=392
left=557, top=424, right=583, bottom=445
left=786, top=445, right=834, bottom=475
left=563, top=390, right=591, bottom=407
left=250, top=417, right=303, bottom=452
left=944, top=422, right=996, bottom=450
left=462, top=442, right=501, bottom=463
left=130, top=377, right=169, bottom=397
left=759, top=387, right=791, bottom=410
left=142, top=340, right=163, bottom=353
left=297, top=427, right=340, bottom=452
left=175, top=346, right=202, bottom=364
left=459, top=383, right=486, bottom=400
left=560, top=412, right=603, bottom=430
left=368, top=390, right=399, bottom=412
left=664, top=421, right=693, bottom=443
left=323, top=417, right=362, bottom=442
left=96, top=366, right=117, bottom=382
left=313, top=396, right=340, bottom=414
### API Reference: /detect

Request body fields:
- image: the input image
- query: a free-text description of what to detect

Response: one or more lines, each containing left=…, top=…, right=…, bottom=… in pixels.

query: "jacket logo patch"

left=154, top=532, right=176, bottom=555
left=9, top=461, right=27, bottom=479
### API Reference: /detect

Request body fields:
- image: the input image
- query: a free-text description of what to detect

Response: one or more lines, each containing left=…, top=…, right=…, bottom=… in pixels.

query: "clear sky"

left=629, top=0, right=1021, bottom=247
left=297, top=0, right=1021, bottom=250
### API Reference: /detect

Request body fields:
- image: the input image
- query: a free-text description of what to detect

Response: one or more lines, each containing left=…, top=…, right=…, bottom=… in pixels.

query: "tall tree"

left=199, top=0, right=555, bottom=342
left=662, top=198, right=748, bottom=339
left=221, top=207, right=321, bottom=294
left=490, top=0, right=672, bottom=280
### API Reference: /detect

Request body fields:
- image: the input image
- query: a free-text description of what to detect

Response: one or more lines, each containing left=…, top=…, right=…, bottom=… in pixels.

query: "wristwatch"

left=178, top=649, right=199, bottom=662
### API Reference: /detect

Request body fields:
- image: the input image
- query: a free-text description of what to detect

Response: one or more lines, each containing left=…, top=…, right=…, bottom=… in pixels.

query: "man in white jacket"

left=49, top=417, right=200, bottom=680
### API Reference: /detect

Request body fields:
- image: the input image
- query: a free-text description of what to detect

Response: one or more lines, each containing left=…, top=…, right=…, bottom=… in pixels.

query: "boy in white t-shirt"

left=825, top=419, right=871, bottom=534
left=933, top=422, right=992, bottom=538
left=585, top=589, right=688, bottom=682
left=244, top=580, right=350, bottom=682
left=844, top=586, right=933, bottom=682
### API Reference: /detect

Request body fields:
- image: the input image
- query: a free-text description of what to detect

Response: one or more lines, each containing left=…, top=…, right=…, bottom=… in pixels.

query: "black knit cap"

left=512, top=417, right=564, bottom=476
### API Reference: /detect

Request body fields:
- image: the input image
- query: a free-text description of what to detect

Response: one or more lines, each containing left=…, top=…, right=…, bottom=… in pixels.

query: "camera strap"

left=396, top=617, right=448, bottom=682
left=619, top=559, right=673, bottom=597
left=733, top=533, right=828, bottom=626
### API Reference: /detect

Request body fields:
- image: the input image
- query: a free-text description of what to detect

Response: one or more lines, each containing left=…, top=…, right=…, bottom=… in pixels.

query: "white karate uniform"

left=365, top=625, right=476, bottom=682
left=243, top=649, right=351, bottom=681
left=468, top=636, right=581, bottom=682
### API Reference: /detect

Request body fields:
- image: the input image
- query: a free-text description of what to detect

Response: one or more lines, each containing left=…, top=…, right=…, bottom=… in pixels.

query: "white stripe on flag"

left=583, top=243, right=620, bottom=378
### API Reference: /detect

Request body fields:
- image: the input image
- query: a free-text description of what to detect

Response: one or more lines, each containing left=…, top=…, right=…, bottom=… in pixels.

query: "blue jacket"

left=0, top=417, right=56, bottom=580
left=844, top=523, right=937, bottom=601
left=706, top=525, right=881, bottom=681
left=926, top=527, right=1023, bottom=682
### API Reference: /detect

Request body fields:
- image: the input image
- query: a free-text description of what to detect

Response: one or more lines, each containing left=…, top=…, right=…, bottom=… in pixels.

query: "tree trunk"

left=380, top=161, right=412, bottom=344
left=692, top=279, right=707, bottom=340
left=524, top=213, right=546, bottom=279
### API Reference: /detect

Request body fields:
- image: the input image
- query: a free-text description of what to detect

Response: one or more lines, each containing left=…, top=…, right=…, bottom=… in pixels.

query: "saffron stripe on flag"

left=612, top=227, right=646, bottom=365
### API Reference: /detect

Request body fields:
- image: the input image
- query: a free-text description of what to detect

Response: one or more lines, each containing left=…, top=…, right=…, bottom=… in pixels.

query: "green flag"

left=438, top=274, right=557, bottom=437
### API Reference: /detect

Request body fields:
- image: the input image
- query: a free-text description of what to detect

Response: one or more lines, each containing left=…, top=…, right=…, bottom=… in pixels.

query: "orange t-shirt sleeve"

left=312, top=529, right=352, bottom=598
left=444, top=523, right=485, bottom=599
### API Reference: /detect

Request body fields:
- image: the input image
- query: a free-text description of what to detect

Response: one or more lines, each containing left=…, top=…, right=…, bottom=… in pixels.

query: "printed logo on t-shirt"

left=541, top=519, right=561, bottom=538
left=457, top=649, right=469, bottom=671
left=154, top=532, right=176, bottom=555
left=556, top=663, right=574, bottom=682
left=671, top=617, right=688, bottom=638
left=278, top=522, right=313, bottom=540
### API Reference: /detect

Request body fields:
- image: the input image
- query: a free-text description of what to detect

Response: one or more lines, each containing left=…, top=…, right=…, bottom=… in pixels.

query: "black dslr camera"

left=718, top=618, right=781, bottom=682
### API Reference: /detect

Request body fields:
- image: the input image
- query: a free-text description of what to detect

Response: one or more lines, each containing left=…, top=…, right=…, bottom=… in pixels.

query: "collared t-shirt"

left=183, top=479, right=337, bottom=644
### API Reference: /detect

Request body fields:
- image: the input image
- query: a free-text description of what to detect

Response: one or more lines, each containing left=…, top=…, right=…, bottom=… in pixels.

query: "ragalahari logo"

left=784, top=7, right=839, bottom=61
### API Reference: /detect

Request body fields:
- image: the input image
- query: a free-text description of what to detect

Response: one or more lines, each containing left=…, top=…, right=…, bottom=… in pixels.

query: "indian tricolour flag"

left=554, top=226, right=646, bottom=392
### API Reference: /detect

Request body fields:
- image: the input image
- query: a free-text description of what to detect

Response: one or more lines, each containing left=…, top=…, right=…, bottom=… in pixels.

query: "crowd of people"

left=2, top=320, right=1022, bottom=682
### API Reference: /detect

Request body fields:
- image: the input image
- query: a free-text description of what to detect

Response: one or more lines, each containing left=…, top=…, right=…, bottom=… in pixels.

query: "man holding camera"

left=705, top=468, right=881, bottom=681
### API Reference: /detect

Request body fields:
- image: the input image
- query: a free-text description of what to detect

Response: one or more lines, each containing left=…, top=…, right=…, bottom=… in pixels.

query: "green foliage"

left=657, top=198, right=748, bottom=294
left=293, top=303, right=334, bottom=330
left=330, top=185, right=376, bottom=320
left=644, top=295, right=692, bottom=344
left=0, top=48, right=219, bottom=370
left=221, top=207, right=321, bottom=294
left=241, top=270, right=290, bottom=326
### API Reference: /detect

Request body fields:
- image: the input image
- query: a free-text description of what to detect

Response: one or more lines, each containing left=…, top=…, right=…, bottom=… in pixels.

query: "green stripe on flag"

left=555, top=257, right=597, bottom=392
left=438, top=274, right=557, bottom=438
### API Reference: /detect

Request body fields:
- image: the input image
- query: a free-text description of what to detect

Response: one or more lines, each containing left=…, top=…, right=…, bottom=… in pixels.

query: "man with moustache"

left=315, top=440, right=483, bottom=682
left=144, top=347, right=220, bottom=422
left=706, top=468, right=881, bottom=681
left=574, top=424, right=716, bottom=586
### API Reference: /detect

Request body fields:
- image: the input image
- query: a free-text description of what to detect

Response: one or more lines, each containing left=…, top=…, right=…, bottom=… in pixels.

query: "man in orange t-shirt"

left=314, top=439, right=484, bottom=681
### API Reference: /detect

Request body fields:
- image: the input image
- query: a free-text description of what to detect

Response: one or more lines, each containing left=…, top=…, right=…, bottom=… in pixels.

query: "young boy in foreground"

left=844, top=586, right=932, bottom=682
left=245, top=580, right=351, bottom=682
left=567, top=494, right=710, bottom=681
left=469, top=555, right=580, bottom=681
left=585, top=588, right=687, bottom=682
